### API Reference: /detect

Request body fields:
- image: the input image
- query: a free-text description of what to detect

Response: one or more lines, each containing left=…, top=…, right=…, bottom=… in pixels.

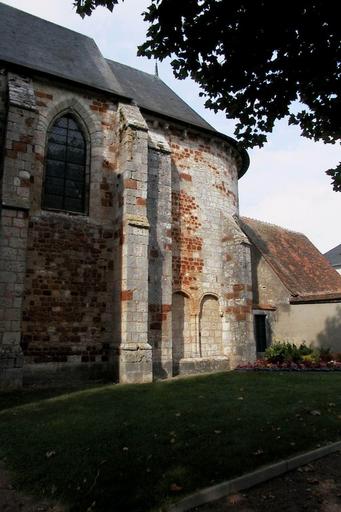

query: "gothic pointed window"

left=42, top=114, right=89, bottom=213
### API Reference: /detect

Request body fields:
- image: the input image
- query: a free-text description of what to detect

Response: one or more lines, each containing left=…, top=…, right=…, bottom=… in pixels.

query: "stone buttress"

left=0, top=73, right=38, bottom=387
left=115, top=104, right=152, bottom=383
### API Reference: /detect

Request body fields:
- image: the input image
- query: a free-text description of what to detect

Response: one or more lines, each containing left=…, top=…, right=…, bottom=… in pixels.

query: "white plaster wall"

left=272, top=302, right=341, bottom=352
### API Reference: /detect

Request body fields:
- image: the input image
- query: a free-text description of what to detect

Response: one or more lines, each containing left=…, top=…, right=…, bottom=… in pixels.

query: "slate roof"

left=0, top=2, right=213, bottom=131
left=106, top=60, right=215, bottom=131
left=0, top=2, right=124, bottom=95
left=0, top=2, right=249, bottom=176
left=324, top=244, right=341, bottom=268
left=240, top=217, right=341, bottom=301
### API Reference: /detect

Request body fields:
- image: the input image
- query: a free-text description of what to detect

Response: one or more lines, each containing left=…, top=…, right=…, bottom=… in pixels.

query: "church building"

left=0, top=3, right=257, bottom=387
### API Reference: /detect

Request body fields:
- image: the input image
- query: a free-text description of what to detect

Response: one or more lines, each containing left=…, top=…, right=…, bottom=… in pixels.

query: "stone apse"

left=0, top=70, right=256, bottom=387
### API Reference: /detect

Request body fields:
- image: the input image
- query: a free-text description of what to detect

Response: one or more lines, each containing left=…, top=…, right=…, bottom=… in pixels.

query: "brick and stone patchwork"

left=161, top=123, right=255, bottom=369
left=0, top=68, right=256, bottom=387
left=22, top=213, right=115, bottom=365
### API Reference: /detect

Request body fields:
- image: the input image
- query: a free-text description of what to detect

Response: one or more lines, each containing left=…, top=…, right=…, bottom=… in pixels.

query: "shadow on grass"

left=0, top=372, right=341, bottom=512
left=0, top=383, right=104, bottom=413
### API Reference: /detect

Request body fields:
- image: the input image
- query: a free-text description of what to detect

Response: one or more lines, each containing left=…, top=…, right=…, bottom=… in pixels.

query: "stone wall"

left=0, top=69, right=7, bottom=158
left=250, top=245, right=289, bottom=308
left=22, top=214, right=114, bottom=364
left=147, top=129, right=172, bottom=378
left=114, top=104, right=152, bottom=384
left=200, top=295, right=223, bottom=357
left=24, top=77, right=119, bottom=382
left=146, top=120, right=255, bottom=372
left=0, top=72, right=121, bottom=385
left=0, top=69, right=256, bottom=387
left=0, top=72, right=38, bottom=387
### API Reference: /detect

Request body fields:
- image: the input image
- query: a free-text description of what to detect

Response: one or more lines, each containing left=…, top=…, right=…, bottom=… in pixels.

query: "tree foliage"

left=74, top=0, right=341, bottom=190
left=75, top=0, right=119, bottom=17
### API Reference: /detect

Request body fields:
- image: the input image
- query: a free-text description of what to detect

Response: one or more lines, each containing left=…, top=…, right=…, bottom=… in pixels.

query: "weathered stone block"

left=119, top=343, right=153, bottom=384
left=178, top=357, right=230, bottom=376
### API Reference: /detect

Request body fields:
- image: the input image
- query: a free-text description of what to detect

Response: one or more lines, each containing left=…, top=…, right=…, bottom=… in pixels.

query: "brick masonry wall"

left=169, top=126, right=255, bottom=367
left=146, top=120, right=255, bottom=370
left=23, top=78, right=120, bottom=376
left=0, top=207, right=28, bottom=387
left=168, top=127, right=238, bottom=298
left=1, top=69, right=255, bottom=386
left=22, top=213, right=114, bottom=365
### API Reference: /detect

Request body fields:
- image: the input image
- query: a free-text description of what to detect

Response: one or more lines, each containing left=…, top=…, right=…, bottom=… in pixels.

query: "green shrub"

left=264, top=342, right=334, bottom=365
left=317, top=346, right=332, bottom=362
left=264, top=342, right=302, bottom=364
left=298, top=343, right=313, bottom=356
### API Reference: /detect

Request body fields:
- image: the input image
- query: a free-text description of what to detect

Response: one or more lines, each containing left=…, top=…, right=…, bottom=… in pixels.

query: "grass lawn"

left=0, top=372, right=341, bottom=511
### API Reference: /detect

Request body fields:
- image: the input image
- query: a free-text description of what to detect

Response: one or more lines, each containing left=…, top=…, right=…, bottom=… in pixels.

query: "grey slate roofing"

left=0, top=2, right=125, bottom=95
left=0, top=2, right=249, bottom=175
left=324, top=244, right=341, bottom=268
left=106, top=60, right=215, bottom=131
left=0, top=1, right=212, bottom=131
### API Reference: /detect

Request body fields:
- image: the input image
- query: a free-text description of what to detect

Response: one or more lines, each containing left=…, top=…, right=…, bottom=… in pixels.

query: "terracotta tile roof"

left=240, top=217, right=341, bottom=301
left=290, top=292, right=341, bottom=303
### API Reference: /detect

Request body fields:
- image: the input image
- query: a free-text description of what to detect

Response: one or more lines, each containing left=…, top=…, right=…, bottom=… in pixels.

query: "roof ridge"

left=324, top=243, right=341, bottom=255
left=240, top=216, right=341, bottom=297
left=106, top=59, right=157, bottom=79
left=240, top=216, right=306, bottom=237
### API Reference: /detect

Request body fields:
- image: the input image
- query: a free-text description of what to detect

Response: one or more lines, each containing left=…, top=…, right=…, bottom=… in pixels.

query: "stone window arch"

left=42, top=113, right=90, bottom=214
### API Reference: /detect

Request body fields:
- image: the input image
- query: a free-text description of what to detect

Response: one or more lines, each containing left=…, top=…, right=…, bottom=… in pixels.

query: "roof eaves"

left=290, top=292, right=341, bottom=304
left=0, top=58, right=133, bottom=102
left=143, top=78, right=250, bottom=178
left=140, top=106, right=249, bottom=178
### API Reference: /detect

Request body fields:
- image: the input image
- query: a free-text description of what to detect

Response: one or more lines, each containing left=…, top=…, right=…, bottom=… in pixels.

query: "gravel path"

left=1, top=452, right=341, bottom=511
left=192, top=451, right=341, bottom=512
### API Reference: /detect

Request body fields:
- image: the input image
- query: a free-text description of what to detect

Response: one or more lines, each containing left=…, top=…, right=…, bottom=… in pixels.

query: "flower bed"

left=237, top=342, right=341, bottom=371
left=237, top=359, right=341, bottom=371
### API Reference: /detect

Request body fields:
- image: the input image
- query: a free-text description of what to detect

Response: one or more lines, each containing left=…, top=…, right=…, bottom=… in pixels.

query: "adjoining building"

left=324, top=244, right=341, bottom=275
left=240, top=218, right=341, bottom=355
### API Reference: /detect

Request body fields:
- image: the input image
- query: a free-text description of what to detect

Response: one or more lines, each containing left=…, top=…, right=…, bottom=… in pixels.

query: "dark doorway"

left=254, top=314, right=267, bottom=353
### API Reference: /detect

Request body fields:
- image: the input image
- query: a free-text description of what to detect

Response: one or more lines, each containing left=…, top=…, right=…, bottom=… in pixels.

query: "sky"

left=2, top=0, right=340, bottom=253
